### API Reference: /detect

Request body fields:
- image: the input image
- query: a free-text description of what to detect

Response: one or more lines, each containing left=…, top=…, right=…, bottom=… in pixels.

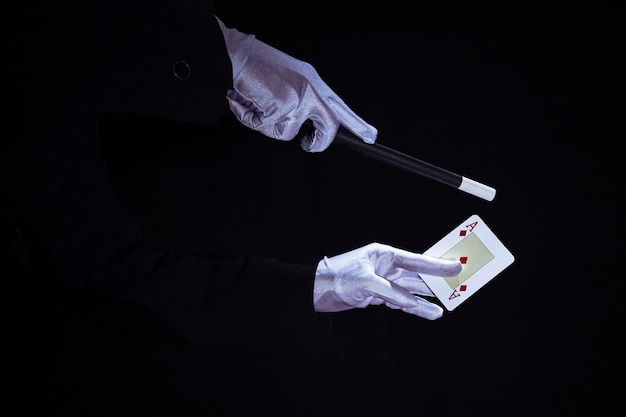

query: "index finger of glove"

left=327, top=96, right=377, bottom=144
left=387, top=248, right=462, bottom=277
left=299, top=66, right=377, bottom=144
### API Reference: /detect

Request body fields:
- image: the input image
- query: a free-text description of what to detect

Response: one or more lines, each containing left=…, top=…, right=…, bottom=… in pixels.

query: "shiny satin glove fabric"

left=215, top=16, right=377, bottom=152
left=313, top=243, right=462, bottom=320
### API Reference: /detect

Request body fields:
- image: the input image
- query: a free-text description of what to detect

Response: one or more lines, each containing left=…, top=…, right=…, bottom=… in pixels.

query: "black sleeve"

left=2, top=0, right=233, bottom=223
left=4, top=0, right=327, bottom=349
left=13, top=114, right=323, bottom=348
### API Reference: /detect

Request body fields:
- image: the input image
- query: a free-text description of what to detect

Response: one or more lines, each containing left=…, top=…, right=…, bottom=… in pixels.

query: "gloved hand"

left=313, top=243, right=462, bottom=320
left=215, top=16, right=377, bottom=152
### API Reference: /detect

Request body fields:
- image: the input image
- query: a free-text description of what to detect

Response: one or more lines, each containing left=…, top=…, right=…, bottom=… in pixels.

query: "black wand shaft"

left=333, top=126, right=496, bottom=201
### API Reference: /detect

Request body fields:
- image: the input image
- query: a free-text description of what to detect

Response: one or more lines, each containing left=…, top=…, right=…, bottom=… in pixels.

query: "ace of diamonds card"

left=420, top=214, right=515, bottom=311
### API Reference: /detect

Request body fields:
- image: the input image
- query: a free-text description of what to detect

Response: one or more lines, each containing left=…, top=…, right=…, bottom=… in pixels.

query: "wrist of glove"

left=313, top=243, right=462, bottom=320
left=215, top=16, right=377, bottom=152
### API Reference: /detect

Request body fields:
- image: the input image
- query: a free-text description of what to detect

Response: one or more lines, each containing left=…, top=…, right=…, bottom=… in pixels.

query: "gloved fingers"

left=226, top=89, right=264, bottom=130
left=297, top=67, right=377, bottom=144
left=391, top=276, right=435, bottom=296
left=227, top=84, right=340, bottom=149
left=412, top=256, right=462, bottom=277
left=335, top=260, right=420, bottom=309
left=374, top=244, right=462, bottom=277
left=219, top=20, right=378, bottom=148
left=363, top=277, right=421, bottom=309
left=299, top=114, right=340, bottom=152
left=227, top=88, right=309, bottom=142
left=280, top=86, right=344, bottom=152
left=382, top=293, right=444, bottom=320
left=326, top=95, right=377, bottom=144
left=274, top=65, right=377, bottom=149
left=364, top=279, right=420, bottom=309
left=400, top=296, right=445, bottom=320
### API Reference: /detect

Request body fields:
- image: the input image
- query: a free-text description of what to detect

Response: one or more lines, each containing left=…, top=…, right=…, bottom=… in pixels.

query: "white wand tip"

left=459, top=177, right=496, bottom=201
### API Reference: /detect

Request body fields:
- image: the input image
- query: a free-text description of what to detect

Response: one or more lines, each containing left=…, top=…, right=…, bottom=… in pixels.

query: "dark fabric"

left=1, top=2, right=330, bottom=415
left=1, top=0, right=233, bottom=222
left=2, top=0, right=326, bottom=347
left=12, top=131, right=322, bottom=347
left=6, top=0, right=232, bottom=123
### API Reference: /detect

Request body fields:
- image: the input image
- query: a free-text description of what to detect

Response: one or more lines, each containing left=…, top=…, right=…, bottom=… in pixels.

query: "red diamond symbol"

left=460, top=256, right=468, bottom=264
left=459, top=230, right=467, bottom=236
left=460, top=285, right=467, bottom=292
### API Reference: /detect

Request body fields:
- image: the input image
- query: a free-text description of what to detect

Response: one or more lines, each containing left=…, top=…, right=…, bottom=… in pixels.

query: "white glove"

left=215, top=16, right=377, bottom=152
left=313, top=243, right=462, bottom=320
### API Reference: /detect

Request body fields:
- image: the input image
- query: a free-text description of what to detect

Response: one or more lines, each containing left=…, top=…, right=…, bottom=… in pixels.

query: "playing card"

left=419, top=214, right=514, bottom=311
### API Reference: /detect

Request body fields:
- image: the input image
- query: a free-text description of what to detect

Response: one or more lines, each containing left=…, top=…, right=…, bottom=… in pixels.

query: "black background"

left=209, top=3, right=624, bottom=414
left=3, top=2, right=624, bottom=416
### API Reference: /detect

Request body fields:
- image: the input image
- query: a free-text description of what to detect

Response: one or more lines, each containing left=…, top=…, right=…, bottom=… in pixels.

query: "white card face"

left=420, top=214, right=514, bottom=311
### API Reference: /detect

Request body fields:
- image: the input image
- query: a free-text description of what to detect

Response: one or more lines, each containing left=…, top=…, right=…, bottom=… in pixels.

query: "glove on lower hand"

left=313, top=243, right=462, bottom=320
left=215, top=16, right=377, bottom=152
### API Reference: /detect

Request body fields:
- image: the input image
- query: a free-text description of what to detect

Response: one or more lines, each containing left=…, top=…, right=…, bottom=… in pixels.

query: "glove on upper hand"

left=313, top=243, right=462, bottom=320
left=215, top=16, right=377, bottom=152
